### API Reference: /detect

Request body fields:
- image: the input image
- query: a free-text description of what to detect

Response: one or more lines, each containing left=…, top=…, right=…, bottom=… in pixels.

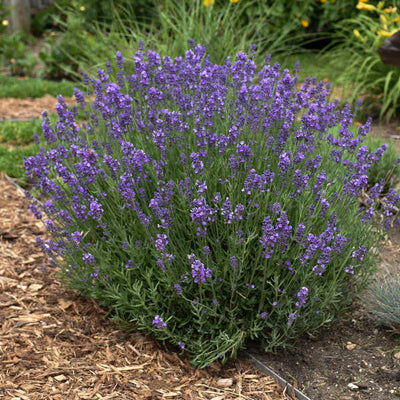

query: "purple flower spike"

left=295, top=287, right=309, bottom=308
left=116, top=51, right=124, bottom=69
left=191, top=258, right=212, bottom=284
left=152, top=315, right=167, bottom=329
left=83, top=253, right=95, bottom=265
left=89, top=200, right=104, bottom=220
left=352, top=246, right=367, bottom=261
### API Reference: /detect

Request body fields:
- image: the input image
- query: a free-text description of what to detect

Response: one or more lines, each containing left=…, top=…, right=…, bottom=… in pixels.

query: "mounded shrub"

left=25, top=45, right=400, bottom=368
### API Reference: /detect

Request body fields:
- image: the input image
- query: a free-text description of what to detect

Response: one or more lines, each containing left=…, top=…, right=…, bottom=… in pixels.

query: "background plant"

left=0, top=31, right=36, bottom=76
left=0, top=2, right=9, bottom=35
left=330, top=1, right=400, bottom=120
left=24, top=46, right=400, bottom=368
left=363, top=134, right=400, bottom=193
left=40, top=0, right=360, bottom=81
left=0, top=75, right=77, bottom=98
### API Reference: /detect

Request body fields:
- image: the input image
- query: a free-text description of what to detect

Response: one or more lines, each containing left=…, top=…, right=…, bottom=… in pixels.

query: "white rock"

left=348, top=382, right=359, bottom=391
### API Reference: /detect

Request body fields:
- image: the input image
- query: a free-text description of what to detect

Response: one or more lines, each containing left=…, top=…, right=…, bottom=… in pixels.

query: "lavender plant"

left=24, top=45, right=400, bottom=368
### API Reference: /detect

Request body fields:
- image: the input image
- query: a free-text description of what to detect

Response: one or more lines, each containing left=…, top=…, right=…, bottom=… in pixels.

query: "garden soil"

left=0, top=176, right=291, bottom=399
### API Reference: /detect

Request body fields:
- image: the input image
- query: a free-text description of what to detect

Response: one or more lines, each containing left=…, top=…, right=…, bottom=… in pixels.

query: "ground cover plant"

left=0, top=119, right=50, bottom=181
left=363, top=263, right=400, bottom=331
left=0, top=76, right=77, bottom=98
left=24, top=46, right=400, bottom=368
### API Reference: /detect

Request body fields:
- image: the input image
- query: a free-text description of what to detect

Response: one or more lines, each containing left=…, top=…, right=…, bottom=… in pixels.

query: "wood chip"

left=216, top=378, right=234, bottom=387
left=29, top=283, right=43, bottom=291
left=53, top=375, right=67, bottom=382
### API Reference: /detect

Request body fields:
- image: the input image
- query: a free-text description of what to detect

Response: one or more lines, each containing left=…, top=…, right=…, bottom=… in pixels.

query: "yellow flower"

left=359, top=0, right=369, bottom=2
left=393, top=16, right=400, bottom=23
left=301, top=19, right=309, bottom=28
left=378, top=29, right=393, bottom=37
left=80, top=6, right=85, bottom=11
left=384, top=6, right=397, bottom=13
left=204, top=0, right=214, bottom=6
left=2, top=19, right=8, bottom=26
left=353, top=29, right=362, bottom=39
left=356, top=3, right=376, bottom=11
left=229, top=0, right=240, bottom=3
left=320, top=0, right=328, bottom=3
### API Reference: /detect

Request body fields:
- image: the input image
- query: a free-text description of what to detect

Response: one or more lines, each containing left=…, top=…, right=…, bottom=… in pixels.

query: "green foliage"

left=238, top=0, right=358, bottom=37
left=45, top=0, right=312, bottom=80
left=0, top=2, right=9, bottom=35
left=151, top=0, right=294, bottom=65
left=0, top=31, right=36, bottom=76
left=0, top=118, right=53, bottom=181
left=364, top=134, right=400, bottom=192
left=363, top=264, right=400, bottom=331
left=276, top=52, right=348, bottom=87
left=0, top=143, right=40, bottom=180
left=38, top=6, right=92, bottom=81
left=0, top=75, right=77, bottom=98
left=330, top=3, right=400, bottom=120
left=0, top=119, right=43, bottom=145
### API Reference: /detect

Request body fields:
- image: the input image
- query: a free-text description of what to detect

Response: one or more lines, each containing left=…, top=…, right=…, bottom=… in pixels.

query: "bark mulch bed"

left=0, top=96, right=75, bottom=121
left=0, top=175, right=291, bottom=400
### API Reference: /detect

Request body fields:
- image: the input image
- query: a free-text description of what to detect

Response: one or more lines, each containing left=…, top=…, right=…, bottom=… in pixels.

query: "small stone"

left=347, top=382, right=359, bottom=391
left=346, top=342, right=357, bottom=350
left=340, top=396, right=354, bottom=400
left=357, top=382, right=368, bottom=390
left=216, top=378, right=233, bottom=388
left=394, top=352, right=400, bottom=360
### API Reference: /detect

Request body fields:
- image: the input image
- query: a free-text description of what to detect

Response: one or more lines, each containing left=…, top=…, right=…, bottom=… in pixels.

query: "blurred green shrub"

left=0, top=2, right=9, bottom=35
left=38, top=4, right=105, bottom=81
left=0, top=31, right=36, bottom=76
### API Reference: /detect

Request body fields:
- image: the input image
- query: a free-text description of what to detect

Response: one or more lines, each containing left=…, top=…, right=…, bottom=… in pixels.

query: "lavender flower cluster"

left=25, top=44, right=399, bottom=368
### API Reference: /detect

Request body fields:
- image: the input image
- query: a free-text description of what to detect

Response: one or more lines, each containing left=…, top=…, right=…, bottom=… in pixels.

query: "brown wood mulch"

left=0, top=96, right=75, bottom=121
left=0, top=175, right=291, bottom=400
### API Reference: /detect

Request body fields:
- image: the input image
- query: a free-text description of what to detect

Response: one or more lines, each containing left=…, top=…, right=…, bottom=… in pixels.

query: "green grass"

left=0, top=118, right=53, bottom=182
left=0, top=144, right=40, bottom=180
left=275, top=51, right=347, bottom=85
left=0, top=75, right=80, bottom=98
left=0, top=119, right=43, bottom=145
